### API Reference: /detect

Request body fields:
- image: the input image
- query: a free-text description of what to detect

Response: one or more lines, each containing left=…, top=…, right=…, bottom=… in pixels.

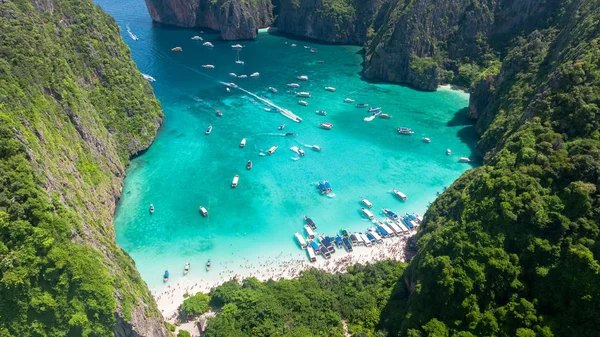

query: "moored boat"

left=246, top=160, right=252, bottom=170
left=231, top=175, right=239, bottom=188
left=459, top=157, right=472, bottom=163
left=306, top=246, right=317, bottom=262
left=184, top=262, right=190, bottom=275
left=142, top=74, right=156, bottom=82
left=202, top=64, right=215, bottom=69
left=304, top=215, right=317, bottom=229
left=297, top=92, right=311, bottom=98
left=298, top=100, right=308, bottom=106
left=199, top=206, right=208, bottom=217
left=240, top=138, right=246, bottom=147
left=344, top=98, right=355, bottom=103
left=382, top=208, right=400, bottom=222
left=206, top=259, right=211, bottom=271
left=171, top=47, right=182, bottom=52
left=163, top=270, right=169, bottom=282
left=205, top=125, right=212, bottom=135
left=361, top=207, right=375, bottom=220
left=397, top=127, right=414, bottom=135
left=203, top=42, right=214, bottom=47
left=267, top=145, right=278, bottom=154
left=361, top=198, right=373, bottom=208
left=319, top=122, right=333, bottom=130
left=316, top=110, right=327, bottom=116
left=149, top=204, right=155, bottom=214
left=295, top=232, right=307, bottom=249
left=312, top=145, right=322, bottom=151
left=393, top=189, right=408, bottom=201
left=422, top=137, right=431, bottom=143
left=368, top=107, right=381, bottom=112
left=356, top=103, right=369, bottom=108
left=287, top=83, right=300, bottom=88
left=231, top=44, right=243, bottom=49
left=216, top=110, right=223, bottom=117
left=297, top=75, right=309, bottom=81
left=379, top=114, right=392, bottom=119
left=325, top=87, right=336, bottom=92
left=446, top=149, right=452, bottom=155
left=229, top=72, right=237, bottom=77
left=191, top=35, right=203, bottom=40
left=250, top=72, right=260, bottom=77
left=238, top=75, right=248, bottom=78
left=310, top=48, right=318, bottom=53
left=298, top=149, right=305, bottom=156
left=269, top=87, right=277, bottom=93
left=304, top=225, right=316, bottom=239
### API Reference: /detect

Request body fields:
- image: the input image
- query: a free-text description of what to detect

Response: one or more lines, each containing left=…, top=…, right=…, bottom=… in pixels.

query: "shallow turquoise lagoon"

left=97, top=0, right=478, bottom=290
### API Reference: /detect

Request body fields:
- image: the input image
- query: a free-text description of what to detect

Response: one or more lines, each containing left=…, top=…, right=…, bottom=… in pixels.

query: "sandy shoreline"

left=155, top=232, right=414, bottom=325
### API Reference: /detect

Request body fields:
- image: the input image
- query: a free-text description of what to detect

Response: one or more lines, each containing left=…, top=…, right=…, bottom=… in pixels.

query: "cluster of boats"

left=294, top=210, right=422, bottom=262
left=317, top=181, right=333, bottom=195
left=163, top=258, right=211, bottom=282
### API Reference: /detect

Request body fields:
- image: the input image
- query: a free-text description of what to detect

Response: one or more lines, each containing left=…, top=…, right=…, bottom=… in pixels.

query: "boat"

left=298, top=149, right=305, bottom=156
left=226, top=88, right=230, bottom=93
left=361, top=207, right=375, bottom=220
left=414, top=213, right=424, bottom=223
left=310, top=48, right=318, bottom=53
left=278, top=124, right=285, bottom=130
left=344, top=98, right=355, bottom=103
left=298, top=100, right=309, bottom=106
left=350, top=233, right=359, bottom=244
left=306, top=246, right=317, bottom=262
left=231, top=175, right=239, bottom=188
left=316, top=110, right=327, bottom=116
left=216, top=110, right=223, bottom=117
left=360, top=232, right=373, bottom=247
left=422, top=137, right=431, bottom=143
left=142, top=74, right=156, bottom=82
left=203, top=42, right=214, bottom=47
left=382, top=208, right=400, bottom=222
left=269, top=87, right=277, bottom=93
left=227, top=82, right=238, bottom=88
left=291, top=44, right=297, bottom=47
left=368, top=107, right=382, bottom=112
left=246, top=160, right=252, bottom=170
left=361, top=198, right=373, bottom=208
left=341, top=229, right=349, bottom=237
left=296, top=92, right=311, bottom=98
left=317, top=181, right=327, bottom=194
left=397, top=127, right=414, bottom=135
left=386, top=220, right=404, bottom=234
left=379, top=114, right=392, bottom=119
left=393, top=189, right=408, bottom=201
left=325, top=87, right=336, bottom=92
left=191, top=35, right=203, bottom=40
left=446, top=149, right=452, bottom=155
left=324, top=181, right=332, bottom=193
left=199, top=206, right=208, bottom=217
left=304, top=225, right=316, bottom=239
left=356, top=103, right=369, bottom=108
left=205, top=125, right=212, bottom=135
left=364, top=111, right=382, bottom=122
left=240, top=138, right=246, bottom=147
left=231, top=44, right=243, bottom=49
left=370, top=231, right=383, bottom=243
left=319, top=122, right=333, bottom=130
left=171, top=47, right=182, bottom=52
left=163, top=270, right=169, bottom=282
left=206, top=259, right=211, bottom=271
left=459, top=157, right=472, bottom=163
left=235, top=60, right=245, bottom=65
left=250, top=72, right=260, bottom=77
left=334, top=235, right=343, bottom=248
left=202, top=64, right=215, bottom=69
left=267, top=145, right=278, bottom=154
left=312, top=145, right=322, bottom=151
left=380, top=223, right=395, bottom=237
left=264, top=108, right=272, bottom=112
left=365, top=232, right=377, bottom=244
left=297, top=75, right=309, bottom=81
left=319, top=246, right=331, bottom=259
left=304, top=216, right=317, bottom=229
left=285, top=132, right=297, bottom=136
left=229, top=72, right=237, bottom=77
left=184, top=262, right=190, bottom=275
left=149, top=204, right=155, bottom=214
left=287, top=83, right=300, bottom=88
left=238, top=75, right=248, bottom=79
left=295, top=232, right=307, bottom=249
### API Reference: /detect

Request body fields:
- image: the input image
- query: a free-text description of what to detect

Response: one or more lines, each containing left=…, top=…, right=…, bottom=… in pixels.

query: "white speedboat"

left=191, top=35, right=203, bottom=40
left=267, top=145, right=278, bottom=154
left=393, top=189, right=407, bottom=201
left=298, top=100, right=309, bottom=106
left=269, top=87, right=277, bottom=93
left=235, top=60, right=245, bottom=64
left=238, top=75, right=248, bottom=78
left=142, top=74, right=156, bottom=82
left=459, top=157, right=472, bottom=163
left=171, top=47, right=182, bottom=52
left=231, top=44, right=243, bottom=49
left=149, top=204, right=155, bottom=214
left=316, top=110, right=327, bottom=116
left=361, top=198, right=373, bottom=208
left=240, top=138, right=246, bottom=147
left=364, top=111, right=382, bottom=122
left=202, top=42, right=214, bottom=47
left=422, top=137, right=431, bottom=143
left=297, top=92, right=311, bottom=98
left=295, top=232, right=307, bottom=249
left=226, top=88, right=230, bottom=92
left=202, top=64, right=215, bottom=69
left=312, top=145, right=321, bottom=151
left=361, top=207, right=375, bottom=220
left=291, top=43, right=297, bottom=47
left=297, top=75, right=309, bottom=81
left=250, top=72, right=260, bottom=77
left=368, top=107, right=381, bottom=112
left=199, top=206, right=208, bottom=217
left=229, top=72, right=237, bottom=77
left=446, top=149, right=452, bottom=155
left=231, top=175, right=239, bottom=188
left=379, top=114, right=392, bottom=119
left=287, top=83, right=300, bottom=88
left=397, top=127, right=414, bottom=135
left=319, top=122, right=333, bottom=130
left=325, top=87, right=336, bottom=92
left=344, top=98, right=355, bottom=103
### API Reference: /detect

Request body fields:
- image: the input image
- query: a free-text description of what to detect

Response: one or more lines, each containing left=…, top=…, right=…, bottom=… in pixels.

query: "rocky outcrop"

left=144, top=0, right=273, bottom=40
left=275, top=0, right=390, bottom=44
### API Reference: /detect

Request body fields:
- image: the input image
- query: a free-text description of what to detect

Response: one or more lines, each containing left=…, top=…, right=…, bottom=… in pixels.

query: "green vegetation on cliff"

left=0, top=0, right=164, bottom=335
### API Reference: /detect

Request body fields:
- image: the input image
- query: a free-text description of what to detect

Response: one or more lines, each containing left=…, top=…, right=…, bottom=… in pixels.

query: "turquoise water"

left=97, top=0, right=478, bottom=290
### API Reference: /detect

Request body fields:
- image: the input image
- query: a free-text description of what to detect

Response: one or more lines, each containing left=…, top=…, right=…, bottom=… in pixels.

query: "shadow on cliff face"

left=447, top=107, right=483, bottom=163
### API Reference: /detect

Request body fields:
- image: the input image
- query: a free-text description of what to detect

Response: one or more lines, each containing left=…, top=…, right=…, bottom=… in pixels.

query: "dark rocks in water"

left=144, top=0, right=273, bottom=40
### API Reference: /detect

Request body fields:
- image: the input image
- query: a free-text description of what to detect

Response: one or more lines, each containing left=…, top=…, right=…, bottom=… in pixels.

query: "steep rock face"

left=364, top=0, right=556, bottom=90
left=0, top=0, right=167, bottom=335
left=275, top=0, right=390, bottom=44
left=144, top=0, right=273, bottom=40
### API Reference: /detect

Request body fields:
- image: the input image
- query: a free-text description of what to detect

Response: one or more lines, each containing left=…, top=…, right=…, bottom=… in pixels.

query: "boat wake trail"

left=220, top=82, right=303, bottom=123
left=126, top=24, right=138, bottom=41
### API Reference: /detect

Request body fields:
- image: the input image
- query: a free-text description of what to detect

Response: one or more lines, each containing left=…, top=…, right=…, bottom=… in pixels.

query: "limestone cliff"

left=145, top=0, right=273, bottom=40
left=0, top=0, right=167, bottom=335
